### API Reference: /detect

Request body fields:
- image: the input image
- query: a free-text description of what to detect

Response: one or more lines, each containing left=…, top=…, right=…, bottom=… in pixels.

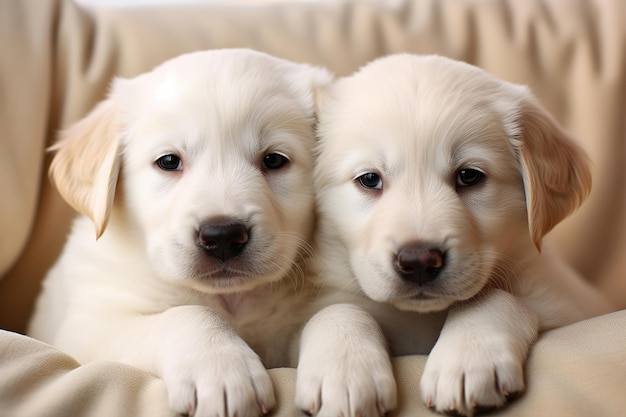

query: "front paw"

left=295, top=304, right=396, bottom=417
left=420, top=291, right=538, bottom=415
left=162, top=341, right=275, bottom=417
left=296, top=351, right=396, bottom=417
left=420, top=340, right=525, bottom=415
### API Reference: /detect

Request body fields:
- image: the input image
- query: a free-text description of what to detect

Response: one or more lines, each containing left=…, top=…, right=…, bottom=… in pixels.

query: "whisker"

left=255, top=230, right=315, bottom=294
left=468, top=250, right=522, bottom=293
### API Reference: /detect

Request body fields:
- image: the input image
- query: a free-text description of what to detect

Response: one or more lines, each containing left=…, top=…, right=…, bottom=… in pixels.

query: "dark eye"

left=263, top=153, right=289, bottom=170
left=357, top=172, right=383, bottom=190
left=456, top=168, right=484, bottom=187
left=156, top=154, right=183, bottom=171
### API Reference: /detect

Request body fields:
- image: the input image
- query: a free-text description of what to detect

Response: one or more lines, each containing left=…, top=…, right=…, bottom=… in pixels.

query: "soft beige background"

left=1, top=0, right=625, bottom=416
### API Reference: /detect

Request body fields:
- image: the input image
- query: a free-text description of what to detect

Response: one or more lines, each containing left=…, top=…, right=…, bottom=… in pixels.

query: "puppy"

left=28, top=49, right=331, bottom=417
left=296, top=54, right=612, bottom=416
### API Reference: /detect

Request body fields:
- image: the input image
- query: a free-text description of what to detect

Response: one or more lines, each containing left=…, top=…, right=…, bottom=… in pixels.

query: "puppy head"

left=50, top=49, right=332, bottom=293
left=315, top=54, right=590, bottom=312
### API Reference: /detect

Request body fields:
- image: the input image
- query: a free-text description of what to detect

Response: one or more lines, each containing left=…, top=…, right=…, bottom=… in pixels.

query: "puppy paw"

left=420, top=291, right=537, bottom=415
left=421, top=344, right=524, bottom=415
left=295, top=304, right=397, bottom=417
left=162, top=343, right=275, bottom=417
left=296, top=352, right=396, bottom=417
left=156, top=307, right=275, bottom=417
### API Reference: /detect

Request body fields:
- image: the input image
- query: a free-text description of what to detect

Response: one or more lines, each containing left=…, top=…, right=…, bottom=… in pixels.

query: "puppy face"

left=50, top=49, right=332, bottom=293
left=315, top=54, right=590, bottom=313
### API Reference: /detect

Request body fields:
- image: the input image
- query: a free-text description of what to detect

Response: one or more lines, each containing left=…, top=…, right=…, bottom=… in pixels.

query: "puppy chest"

left=214, top=293, right=301, bottom=366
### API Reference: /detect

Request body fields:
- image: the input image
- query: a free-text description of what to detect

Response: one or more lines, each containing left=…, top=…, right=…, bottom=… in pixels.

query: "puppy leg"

left=296, top=304, right=397, bottom=417
left=420, top=290, right=538, bottom=416
left=157, top=306, right=275, bottom=417
left=57, top=305, right=274, bottom=417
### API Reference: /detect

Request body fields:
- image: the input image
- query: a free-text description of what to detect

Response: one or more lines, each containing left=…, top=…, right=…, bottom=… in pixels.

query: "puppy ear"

left=49, top=99, right=121, bottom=238
left=313, top=82, right=332, bottom=118
left=288, top=64, right=334, bottom=118
left=515, top=94, right=592, bottom=251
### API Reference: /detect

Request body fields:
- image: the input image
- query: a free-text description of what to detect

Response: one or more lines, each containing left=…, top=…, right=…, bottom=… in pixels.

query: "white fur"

left=28, top=49, right=332, bottom=417
left=297, top=54, right=612, bottom=416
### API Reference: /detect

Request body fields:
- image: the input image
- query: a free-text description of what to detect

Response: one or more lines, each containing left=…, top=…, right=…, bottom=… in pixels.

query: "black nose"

left=198, top=221, right=249, bottom=261
left=394, top=245, right=445, bottom=285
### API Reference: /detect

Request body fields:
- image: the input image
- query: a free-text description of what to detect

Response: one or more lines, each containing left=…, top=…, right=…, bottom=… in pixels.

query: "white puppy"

left=28, top=49, right=331, bottom=417
left=296, top=54, right=612, bottom=417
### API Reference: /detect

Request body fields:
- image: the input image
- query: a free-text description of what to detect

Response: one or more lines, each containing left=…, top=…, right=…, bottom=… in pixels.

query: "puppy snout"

left=395, top=245, right=445, bottom=285
left=197, top=220, right=249, bottom=261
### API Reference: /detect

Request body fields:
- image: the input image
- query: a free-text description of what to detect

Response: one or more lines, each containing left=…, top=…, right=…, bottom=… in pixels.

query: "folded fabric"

left=2, top=310, right=625, bottom=417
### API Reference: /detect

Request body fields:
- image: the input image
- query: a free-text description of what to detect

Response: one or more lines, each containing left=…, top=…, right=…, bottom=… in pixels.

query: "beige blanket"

left=1, top=0, right=625, bottom=415
left=3, top=310, right=626, bottom=417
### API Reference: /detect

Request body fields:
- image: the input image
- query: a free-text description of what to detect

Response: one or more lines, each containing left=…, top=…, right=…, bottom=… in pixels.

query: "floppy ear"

left=313, top=81, right=332, bottom=119
left=515, top=95, right=592, bottom=251
left=49, top=99, right=121, bottom=238
left=286, top=63, right=334, bottom=119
